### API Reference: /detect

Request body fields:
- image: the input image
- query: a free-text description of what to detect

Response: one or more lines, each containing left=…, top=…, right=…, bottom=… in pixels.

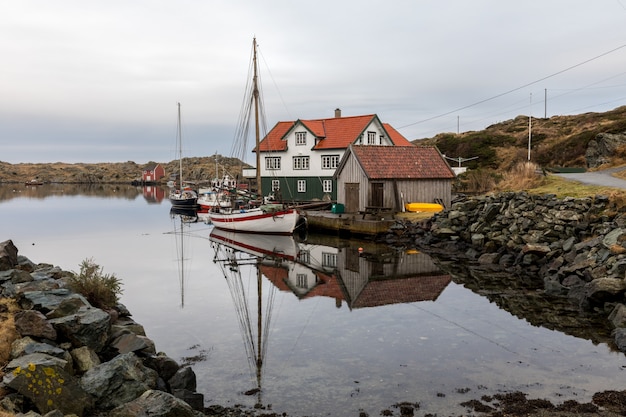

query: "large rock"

left=49, top=306, right=111, bottom=352
left=0, top=240, right=18, bottom=271
left=586, top=132, right=626, bottom=168
left=80, top=352, right=158, bottom=410
left=3, top=353, right=91, bottom=416
left=107, top=389, right=197, bottom=417
left=14, top=310, right=57, bottom=340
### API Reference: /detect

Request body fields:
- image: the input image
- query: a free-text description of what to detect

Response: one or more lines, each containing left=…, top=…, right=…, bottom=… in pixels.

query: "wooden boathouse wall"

left=336, top=148, right=453, bottom=213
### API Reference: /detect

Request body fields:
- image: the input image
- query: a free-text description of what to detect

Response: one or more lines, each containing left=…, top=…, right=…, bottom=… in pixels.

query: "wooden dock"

left=303, top=210, right=395, bottom=237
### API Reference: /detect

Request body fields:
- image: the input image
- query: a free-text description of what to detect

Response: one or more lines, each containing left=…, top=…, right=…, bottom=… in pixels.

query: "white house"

left=254, top=109, right=413, bottom=202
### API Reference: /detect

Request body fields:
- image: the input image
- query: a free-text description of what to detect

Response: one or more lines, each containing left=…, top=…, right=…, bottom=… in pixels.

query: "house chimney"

left=334, top=108, right=341, bottom=118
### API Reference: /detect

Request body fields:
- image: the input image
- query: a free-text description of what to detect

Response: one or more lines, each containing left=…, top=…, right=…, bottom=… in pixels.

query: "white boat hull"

left=209, top=228, right=299, bottom=260
left=209, top=207, right=299, bottom=234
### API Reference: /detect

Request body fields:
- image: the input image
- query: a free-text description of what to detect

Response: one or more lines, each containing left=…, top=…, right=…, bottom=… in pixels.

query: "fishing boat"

left=169, top=102, right=198, bottom=208
left=209, top=38, right=300, bottom=235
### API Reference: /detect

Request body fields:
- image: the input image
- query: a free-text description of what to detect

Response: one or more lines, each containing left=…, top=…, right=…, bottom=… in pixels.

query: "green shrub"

left=68, top=258, right=122, bottom=309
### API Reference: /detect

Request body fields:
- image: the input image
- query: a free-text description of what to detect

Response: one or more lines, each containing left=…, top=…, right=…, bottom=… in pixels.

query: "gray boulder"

left=3, top=353, right=91, bottom=416
left=107, top=389, right=197, bottom=417
left=14, top=310, right=57, bottom=340
left=80, top=352, right=158, bottom=410
left=0, top=240, right=18, bottom=270
left=49, top=306, right=111, bottom=352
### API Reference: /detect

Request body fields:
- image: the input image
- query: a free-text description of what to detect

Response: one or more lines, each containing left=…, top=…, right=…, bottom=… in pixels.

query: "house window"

left=322, top=179, right=332, bottom=193
left=295, top=132, right=307, bottom=146
left=322, top=252, right=337, bottom=268
left=271, top=179, right=280, bottom=191
left=298, top=250, right=310, bottom=264
left=266, top=157, right=281, bottom=170
left=380, top=135, right=385, bottom=145
left=293, top=156, right=310, bottom=170
left=296, top=273, right=308, bottom=288
left=321, top=155, right=340, bottom=169
left=297, top=179, right=306, bottom=193
left=367, top=131, right=376, bottom=145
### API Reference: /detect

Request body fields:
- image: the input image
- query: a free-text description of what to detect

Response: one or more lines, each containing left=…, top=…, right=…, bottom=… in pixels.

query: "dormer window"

left=296, top=132, right=307, bottom=146
left=367, top=131, right=376, bottom=145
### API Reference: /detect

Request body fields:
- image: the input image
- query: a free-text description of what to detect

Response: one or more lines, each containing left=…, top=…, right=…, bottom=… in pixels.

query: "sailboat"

left=169, top=102, right=198, bottom=208
left=209, top=38, right=300, bottom=235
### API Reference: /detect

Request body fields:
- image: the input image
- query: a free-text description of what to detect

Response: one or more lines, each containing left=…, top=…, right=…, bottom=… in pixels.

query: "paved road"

left=555, top=167, right=626, bottom=189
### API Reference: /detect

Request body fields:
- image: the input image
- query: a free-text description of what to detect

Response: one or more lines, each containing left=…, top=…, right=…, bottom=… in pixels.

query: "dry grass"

left=496, top=161, right=543, bottom=191
left=0, top=298, right=20, bottom=416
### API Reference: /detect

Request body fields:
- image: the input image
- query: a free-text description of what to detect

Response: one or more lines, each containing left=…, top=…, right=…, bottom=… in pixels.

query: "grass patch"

left=67, top=258, right=123, bottom=310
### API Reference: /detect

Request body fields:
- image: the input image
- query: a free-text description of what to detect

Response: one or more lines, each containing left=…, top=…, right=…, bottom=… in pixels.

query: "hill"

left=414, top=105, right=626, bottom=172
left=0, top=155, right=249, bottom=185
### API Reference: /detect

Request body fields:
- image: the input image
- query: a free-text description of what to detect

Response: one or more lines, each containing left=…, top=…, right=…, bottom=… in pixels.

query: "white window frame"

left=298, top=250, right=310, bottom=264
left=297, top=179, right=306, bottom=193
left=293, top=156, right=310, bottom=170
left=322, top=252, right=337, bottom=268
left=367, top=131, right=376, bottom=145
left=321, top=155, right=340, bottom=170
left=265, top=157, right=281, bottom=170
left=295, top=131, right=307, bottom=146
left=322, top=179, right=332, bottom=193
left=271, top=179, right=280, bottom=191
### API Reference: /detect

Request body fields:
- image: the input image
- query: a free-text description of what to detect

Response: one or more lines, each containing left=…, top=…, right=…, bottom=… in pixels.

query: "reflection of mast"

left=210, top=234, right=284, bottom=407
left=169, top=208, right=197, bottom=308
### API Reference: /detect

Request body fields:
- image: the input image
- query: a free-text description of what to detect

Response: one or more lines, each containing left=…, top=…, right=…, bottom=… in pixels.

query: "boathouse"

left=142, top=163, right=165, bottom=184
left=334, top=145, right=455, bottom=213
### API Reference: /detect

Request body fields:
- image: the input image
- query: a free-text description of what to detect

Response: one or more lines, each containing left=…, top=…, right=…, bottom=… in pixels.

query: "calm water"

left=2, top=184, right=626, bottom=416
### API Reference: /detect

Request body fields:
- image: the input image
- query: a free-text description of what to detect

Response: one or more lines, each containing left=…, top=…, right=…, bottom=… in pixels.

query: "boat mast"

left=177, top=102, right=183, bottom=188
left=253, top=38, right=262, bottom=198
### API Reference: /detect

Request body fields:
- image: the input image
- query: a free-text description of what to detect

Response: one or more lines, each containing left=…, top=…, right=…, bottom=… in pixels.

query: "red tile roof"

left=257, top=114, right=412, bottom=152
left=351, top=275, right=452, bottom=308
left=348, top=145, right=456, bottom=179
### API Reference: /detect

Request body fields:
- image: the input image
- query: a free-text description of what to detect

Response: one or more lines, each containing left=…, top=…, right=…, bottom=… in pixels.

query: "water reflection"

left=0, top=183, right=167, bottom=203
left=167, top=207, right=198, bottom=308
left=208, top=229, right=452, bottom=408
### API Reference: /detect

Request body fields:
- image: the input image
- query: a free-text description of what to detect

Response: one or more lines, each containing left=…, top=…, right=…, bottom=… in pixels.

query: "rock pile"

left=0, top=240, right=204, bottom=417
left=386, top=192, right=626, bottom=352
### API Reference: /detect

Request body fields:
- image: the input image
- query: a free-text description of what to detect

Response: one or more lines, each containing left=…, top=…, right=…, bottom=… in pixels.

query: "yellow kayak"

left=404, top=202, right=444, bottom=213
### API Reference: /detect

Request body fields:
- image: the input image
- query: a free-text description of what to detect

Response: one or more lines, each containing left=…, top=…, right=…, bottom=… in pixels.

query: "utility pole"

left=528, top=93, right=532, bottom=161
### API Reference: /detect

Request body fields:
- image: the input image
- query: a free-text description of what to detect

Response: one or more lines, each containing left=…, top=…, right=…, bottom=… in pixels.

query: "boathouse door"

left=344, top=183, right=359, bottom=213
left=370, top=182, right=384, bottom=207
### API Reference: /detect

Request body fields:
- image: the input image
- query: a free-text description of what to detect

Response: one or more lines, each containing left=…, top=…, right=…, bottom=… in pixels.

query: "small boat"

left=169, top=103, right=198, bottom=208
left=24, top=179, right=43, bottom=186
left=209, top=38, right=301, bottom=235
left=404, top=202, right=444, bottom=213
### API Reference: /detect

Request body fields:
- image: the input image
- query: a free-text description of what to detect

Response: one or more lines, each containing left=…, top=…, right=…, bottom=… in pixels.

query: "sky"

left=1, top=1, right=626, bottom=165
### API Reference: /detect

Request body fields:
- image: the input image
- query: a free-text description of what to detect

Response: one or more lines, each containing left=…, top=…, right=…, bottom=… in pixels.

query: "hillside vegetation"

left=415, top=105, right=626, bottom=171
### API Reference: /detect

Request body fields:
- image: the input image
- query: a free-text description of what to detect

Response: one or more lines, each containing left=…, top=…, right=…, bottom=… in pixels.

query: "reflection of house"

left=334, top=145, right=455, bottom=213
left=142, top=185, right=166, bottom=203
left=338, top=247, right=451, bottom=309
left=261, top=239, right=451, bottom=310
left=142, top=164, right=165, bottom=184
left=256, top=110, right=412, bottom=202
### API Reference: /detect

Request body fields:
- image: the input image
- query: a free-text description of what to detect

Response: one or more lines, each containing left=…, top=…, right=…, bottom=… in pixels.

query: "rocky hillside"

left=0, top=156, right=247, bottom=184
left=414, top=105, right=626, bottom=171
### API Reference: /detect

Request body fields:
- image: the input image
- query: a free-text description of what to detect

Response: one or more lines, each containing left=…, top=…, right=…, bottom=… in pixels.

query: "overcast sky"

left=1, top=1, right=626, bottom=164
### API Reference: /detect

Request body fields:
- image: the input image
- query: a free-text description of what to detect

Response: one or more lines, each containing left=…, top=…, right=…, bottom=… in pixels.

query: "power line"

left=398, top=43, right=626, bottom=130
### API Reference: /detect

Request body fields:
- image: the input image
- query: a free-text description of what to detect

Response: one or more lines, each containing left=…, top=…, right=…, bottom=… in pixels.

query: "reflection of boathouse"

left=261, top=239, right=451, bottom=310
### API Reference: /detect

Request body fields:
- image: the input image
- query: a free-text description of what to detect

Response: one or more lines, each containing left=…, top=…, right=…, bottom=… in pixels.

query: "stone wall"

left=385, top=192, right=626, bottom=352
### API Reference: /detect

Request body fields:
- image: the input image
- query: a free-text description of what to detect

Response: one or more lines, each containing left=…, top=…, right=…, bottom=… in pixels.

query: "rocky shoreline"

left=386, top=192, right=626, bottom=353
left=0, top=240, right=265, bottom=417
